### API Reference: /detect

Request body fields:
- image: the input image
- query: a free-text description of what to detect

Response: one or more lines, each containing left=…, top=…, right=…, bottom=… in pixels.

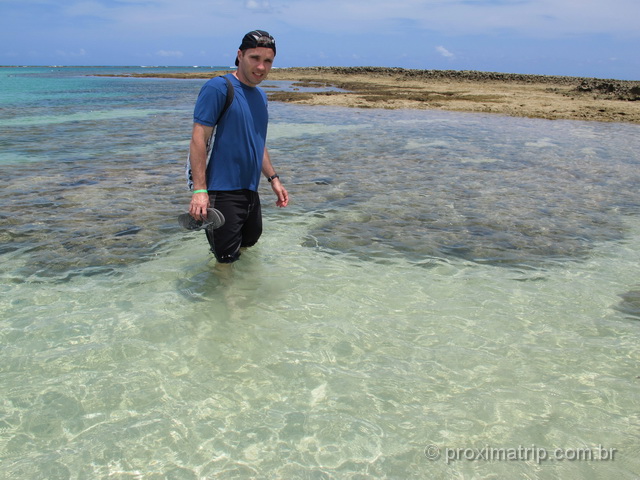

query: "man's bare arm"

left=189, top=123, right=214, bottom=219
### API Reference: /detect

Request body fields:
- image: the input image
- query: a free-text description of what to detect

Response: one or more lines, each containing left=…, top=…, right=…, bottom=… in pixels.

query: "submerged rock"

left=615, top=290, right=640, bottom=320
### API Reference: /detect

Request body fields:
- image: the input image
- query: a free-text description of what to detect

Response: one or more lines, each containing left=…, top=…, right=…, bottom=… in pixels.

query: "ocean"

left=1, top=66, right=639, bottom=479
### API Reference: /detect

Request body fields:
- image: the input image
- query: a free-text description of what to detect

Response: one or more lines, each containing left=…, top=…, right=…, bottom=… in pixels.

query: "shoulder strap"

left=205, top=76, right=234, bottom=150
left=216, top=76, right=234, bottom=126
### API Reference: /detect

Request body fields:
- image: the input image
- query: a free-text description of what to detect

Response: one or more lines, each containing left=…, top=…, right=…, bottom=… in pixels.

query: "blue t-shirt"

left=193, top=74, right=268, bottom=192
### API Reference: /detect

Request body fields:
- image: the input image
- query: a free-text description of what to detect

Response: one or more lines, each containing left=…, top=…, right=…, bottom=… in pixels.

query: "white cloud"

left=245, top=0, right=271, bottom=9
left=436, top=46, right=454, bottom=58
left=63, top=1, right=111, bottom=19
left=157, top=50, right=184, bottom=58
left=55, top=48, right=87, bottom=57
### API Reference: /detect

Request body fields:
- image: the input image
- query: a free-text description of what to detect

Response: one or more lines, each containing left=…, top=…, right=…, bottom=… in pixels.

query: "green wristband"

left=192, top=189, right=208, bottom=194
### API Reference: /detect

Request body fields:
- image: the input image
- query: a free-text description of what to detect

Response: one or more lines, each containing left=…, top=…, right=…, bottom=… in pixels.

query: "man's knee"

left=214, top=250, right=241, bottom=263
left=240, top=236, right=260, bottom=249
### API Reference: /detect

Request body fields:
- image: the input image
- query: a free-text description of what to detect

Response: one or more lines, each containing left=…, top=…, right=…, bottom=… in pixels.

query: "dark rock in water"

left=313, top=178, right=332, bottom=185
left=59, top=179, right=100, bottom=187
left=615, top=290, right=640, bottom=320
left=114, top=226, right=142, bottom=237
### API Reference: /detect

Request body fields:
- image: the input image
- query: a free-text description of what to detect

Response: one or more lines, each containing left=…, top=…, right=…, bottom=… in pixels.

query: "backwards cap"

left=235, top=30, right=276, bottom=66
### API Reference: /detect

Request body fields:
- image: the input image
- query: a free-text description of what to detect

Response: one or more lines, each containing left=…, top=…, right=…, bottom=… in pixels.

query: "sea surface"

left=1, top=66, right=639, bottom=479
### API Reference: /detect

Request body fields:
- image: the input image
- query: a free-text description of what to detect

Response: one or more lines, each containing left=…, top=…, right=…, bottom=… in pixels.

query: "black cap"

left=235, top=30, right=276, bottom=66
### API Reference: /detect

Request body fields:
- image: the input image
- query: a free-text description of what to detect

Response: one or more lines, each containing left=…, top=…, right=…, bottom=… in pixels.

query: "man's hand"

left=189, top=191, right=210, bottom=220
left=271, top=178, right=289, bottom=207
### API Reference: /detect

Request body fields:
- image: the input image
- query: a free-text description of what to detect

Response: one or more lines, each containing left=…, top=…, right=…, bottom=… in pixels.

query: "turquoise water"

left=1, top=67, right=639, bottom=479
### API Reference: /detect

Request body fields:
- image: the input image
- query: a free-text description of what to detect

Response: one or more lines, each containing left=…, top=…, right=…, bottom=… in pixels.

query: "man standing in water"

left=187, top=30, right=288, bottom=263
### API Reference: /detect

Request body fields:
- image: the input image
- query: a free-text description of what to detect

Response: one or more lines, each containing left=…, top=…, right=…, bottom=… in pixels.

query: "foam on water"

left=1, top=67, right=639, bottom=479
left=267, top=122, right=367, bottom=140
left=0, top=109, right=166, bottom=128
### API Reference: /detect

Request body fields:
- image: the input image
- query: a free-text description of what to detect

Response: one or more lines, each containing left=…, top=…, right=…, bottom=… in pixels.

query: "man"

left=188, top=30, right=288, bottom=263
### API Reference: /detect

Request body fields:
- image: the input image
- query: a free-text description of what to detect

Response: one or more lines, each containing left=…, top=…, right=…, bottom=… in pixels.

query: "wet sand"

left=125, top=67, right=640, bottom=124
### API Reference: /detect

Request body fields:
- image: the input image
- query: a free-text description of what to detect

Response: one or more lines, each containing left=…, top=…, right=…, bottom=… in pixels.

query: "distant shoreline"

left=2, top=64, right=637, bottom=83
left=8, top=65, right=639, bottom=123
left=100, top=66, right=640, bottom=124
left=268, top=67, right=640, bottom=124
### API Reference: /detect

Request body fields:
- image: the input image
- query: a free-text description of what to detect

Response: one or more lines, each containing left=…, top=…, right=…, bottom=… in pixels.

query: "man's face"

left=235, top=47, right=275, bottom=87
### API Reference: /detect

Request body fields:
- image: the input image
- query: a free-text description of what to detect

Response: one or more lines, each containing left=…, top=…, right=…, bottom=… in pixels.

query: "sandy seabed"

left=129, top=66, right=640, bottom=124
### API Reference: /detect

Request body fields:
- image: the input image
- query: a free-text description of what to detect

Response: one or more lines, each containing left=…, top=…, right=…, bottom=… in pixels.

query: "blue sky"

left=1, top=0, right=638, bottom=79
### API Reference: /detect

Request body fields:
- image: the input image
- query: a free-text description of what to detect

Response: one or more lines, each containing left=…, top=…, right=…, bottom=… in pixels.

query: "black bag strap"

left=217, top=76, right=235, bottom=126
left=206, top=76, right=234, bottom=149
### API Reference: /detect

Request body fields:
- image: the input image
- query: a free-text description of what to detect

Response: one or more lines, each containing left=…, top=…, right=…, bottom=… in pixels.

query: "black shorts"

left=205, top=190, right=262, bottom=263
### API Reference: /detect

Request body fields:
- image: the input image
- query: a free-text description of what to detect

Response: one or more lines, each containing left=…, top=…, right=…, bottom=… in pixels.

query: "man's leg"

left=240, top=191, right=262, bottom=249
left=205, top=190, right=262, bottom=263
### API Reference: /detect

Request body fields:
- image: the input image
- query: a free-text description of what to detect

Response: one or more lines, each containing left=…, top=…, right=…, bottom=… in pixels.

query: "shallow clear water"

left=1, top=67, right=639, bottom=479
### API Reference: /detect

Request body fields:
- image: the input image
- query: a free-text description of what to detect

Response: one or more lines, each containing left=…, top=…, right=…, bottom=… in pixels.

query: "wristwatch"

left=267, top=174, right=279, bottom=183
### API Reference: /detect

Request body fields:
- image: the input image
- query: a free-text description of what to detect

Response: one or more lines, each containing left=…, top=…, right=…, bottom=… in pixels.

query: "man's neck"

left=232, top=71, right=256, bottom=88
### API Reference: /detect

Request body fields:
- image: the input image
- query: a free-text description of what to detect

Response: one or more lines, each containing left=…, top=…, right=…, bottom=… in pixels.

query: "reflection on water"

left=1, top=68, right=639, bottom=478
